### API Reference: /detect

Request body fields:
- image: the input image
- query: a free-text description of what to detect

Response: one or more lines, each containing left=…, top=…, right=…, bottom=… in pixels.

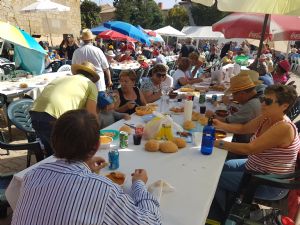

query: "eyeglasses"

left=259, top=96, right=278, bottom=106
left=156, top=72, right=167, bottom=78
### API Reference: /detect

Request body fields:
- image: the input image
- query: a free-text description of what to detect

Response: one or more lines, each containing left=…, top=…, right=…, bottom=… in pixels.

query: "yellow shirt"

left=32, top=75, right=98, bottom=118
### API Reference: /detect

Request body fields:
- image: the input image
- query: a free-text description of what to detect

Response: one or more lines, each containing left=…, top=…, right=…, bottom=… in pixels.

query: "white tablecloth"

left=110, top=62, right=141, bottom=70
left=6, top=106, right=231, bottom=225
left=0, top=71, right=70, bottom=100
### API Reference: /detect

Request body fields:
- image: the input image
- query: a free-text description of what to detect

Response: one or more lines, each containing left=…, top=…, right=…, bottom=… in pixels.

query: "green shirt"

left=32, top=75, right=98, bottom=118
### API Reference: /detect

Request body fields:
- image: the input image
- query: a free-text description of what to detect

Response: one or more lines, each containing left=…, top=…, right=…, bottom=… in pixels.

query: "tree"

left=113, top=0, right=164, bottom=29
left=80, top=0, right=101, bottom=29
left=191, top=3, right=229, bottom=26
left=165, top=5, right=189, bottom=31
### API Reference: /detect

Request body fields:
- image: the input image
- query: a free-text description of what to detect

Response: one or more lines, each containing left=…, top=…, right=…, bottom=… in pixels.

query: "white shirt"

left=172, top=69, right=187, bottom=89
left=72, top=43, right=109, bottom=91
left=161, top=74, right=173, bottom=88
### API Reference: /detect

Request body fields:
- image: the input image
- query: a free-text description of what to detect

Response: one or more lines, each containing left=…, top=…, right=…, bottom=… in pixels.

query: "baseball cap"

left=97, top=92, right=114, bottom=109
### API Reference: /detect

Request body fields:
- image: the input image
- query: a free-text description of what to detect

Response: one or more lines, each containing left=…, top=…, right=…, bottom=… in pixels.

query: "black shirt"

left=66, top=44, right=78, bottom=60
left=180, top=44, right=198, bottom=57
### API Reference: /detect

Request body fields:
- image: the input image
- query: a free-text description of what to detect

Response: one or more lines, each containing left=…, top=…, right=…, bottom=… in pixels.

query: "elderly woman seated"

left=140, top=64, right=168, bottom=103
left=12, top=109, right=161, bottom=224
left=189, top=52, right=206, bottom=78
left=114, top=70, right=147, bottom=114
left=210, top=84, right=299, bottom=219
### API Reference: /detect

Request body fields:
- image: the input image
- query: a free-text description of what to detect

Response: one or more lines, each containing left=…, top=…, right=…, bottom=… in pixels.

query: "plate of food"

left=100, top=129, right=119, bottom=140
left=105, top=171, right=126, bottom=186
left=99, top=135, right=113, bottom=149
left=169, top=106, right=184, bottom=114
left=215, top=130, right=227, bottom=139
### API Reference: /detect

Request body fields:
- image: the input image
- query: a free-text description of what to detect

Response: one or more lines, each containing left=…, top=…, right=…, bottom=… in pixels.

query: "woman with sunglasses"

left=140, top=64, right=168, bottom=103
left=210, top=84, right=299, bottom=218
left=114, top=70, right=147, bottom=114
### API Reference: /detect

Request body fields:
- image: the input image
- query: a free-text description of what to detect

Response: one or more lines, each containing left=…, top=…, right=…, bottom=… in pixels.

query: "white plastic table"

left=6, top=110, right=231, bottom=225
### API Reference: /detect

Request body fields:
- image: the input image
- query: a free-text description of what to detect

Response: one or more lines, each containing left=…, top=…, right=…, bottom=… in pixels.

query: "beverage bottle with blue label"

left=200, top=117, right=215, bottom=155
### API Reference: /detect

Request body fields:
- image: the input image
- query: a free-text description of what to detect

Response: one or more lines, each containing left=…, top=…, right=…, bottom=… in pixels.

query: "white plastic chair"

left=57, top=64, right=71, bottom=72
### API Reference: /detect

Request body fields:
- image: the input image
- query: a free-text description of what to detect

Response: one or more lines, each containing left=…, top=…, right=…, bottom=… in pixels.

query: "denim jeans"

left=30, top=111, right=56, bottom=157
left=214, top=159, right=289, bottom=211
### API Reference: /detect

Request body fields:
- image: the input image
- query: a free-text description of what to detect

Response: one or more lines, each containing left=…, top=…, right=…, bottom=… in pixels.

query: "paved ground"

left=1, top=73, right=300, bottom=224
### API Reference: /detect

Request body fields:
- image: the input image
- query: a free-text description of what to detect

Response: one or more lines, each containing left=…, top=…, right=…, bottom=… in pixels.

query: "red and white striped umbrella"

left=212, top=12, right=300, bottom=41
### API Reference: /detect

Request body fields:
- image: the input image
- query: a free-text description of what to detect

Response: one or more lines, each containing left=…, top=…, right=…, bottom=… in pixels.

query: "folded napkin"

left=148, top=180, right=175, bottom=203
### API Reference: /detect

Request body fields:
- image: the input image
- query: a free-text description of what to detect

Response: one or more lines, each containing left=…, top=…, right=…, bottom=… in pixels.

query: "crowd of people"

left=9, top=29, right=300, bottom=224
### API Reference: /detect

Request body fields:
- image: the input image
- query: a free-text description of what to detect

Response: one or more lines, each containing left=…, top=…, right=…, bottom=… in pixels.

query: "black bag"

left=225, top=203, right=283, bottom=225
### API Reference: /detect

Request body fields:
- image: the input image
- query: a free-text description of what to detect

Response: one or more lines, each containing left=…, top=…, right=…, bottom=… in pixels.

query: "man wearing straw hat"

left=30, top=61, right=99, bottom=156
left=72, top=28, right=112, bottom=90
left=207, top=73, right=261, bottom=144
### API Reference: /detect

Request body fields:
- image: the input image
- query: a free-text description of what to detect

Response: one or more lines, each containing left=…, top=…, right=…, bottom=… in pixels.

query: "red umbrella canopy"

left=98, top=30, right=137, bottom=42
left=212, top=12, right=300, bottom=41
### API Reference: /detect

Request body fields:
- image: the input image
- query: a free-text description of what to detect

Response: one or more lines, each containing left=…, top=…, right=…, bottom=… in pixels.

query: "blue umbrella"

left=104, top=21, right=151, bottom=46
left=136, top=25, right=165, bottom=43
left=91, top=25, right=109, bottom=35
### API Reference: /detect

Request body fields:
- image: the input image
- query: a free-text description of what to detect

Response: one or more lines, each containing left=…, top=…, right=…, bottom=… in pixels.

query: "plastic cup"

left=192, top=132, right=202, bottom=146
left=133, top=134, right=142, bottom=145
left=200, top=106, right=207, bottom=114
left=135, top=124, right=144, bottom=135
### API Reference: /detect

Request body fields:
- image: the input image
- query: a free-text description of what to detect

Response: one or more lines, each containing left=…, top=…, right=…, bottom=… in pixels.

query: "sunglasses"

left=259, top=96, right=278, bottom=106
left=156, top=72, right=167, bottom=78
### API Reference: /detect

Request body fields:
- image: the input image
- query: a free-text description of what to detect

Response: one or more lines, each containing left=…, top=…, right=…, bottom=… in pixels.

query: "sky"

left=94, top=0, right=181, bottom=9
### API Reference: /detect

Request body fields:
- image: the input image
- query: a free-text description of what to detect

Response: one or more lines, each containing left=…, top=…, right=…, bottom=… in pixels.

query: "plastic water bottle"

left=200, top=117, right=215, bottom=155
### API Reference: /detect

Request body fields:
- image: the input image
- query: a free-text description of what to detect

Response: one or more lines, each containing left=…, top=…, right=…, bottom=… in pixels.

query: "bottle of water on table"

left=200, top=117, right=215, bottom=155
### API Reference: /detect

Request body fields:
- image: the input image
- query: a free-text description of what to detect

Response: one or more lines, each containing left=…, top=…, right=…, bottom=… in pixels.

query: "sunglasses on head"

left=259, top=96, right=278, bottom=106
left=156, top=72, right=166, bottom=78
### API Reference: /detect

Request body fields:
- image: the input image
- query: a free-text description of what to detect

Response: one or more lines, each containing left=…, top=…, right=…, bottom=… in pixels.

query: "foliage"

left=191, top=3, right=229, bottom=26
left=113, top=0, right=164, bottom=29
left=165, top=5, right=189, bottom=31
left=80, top=0, right=101, bottom=29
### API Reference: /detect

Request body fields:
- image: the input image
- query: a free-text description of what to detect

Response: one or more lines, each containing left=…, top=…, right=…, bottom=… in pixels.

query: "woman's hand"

left=86, top=156, right=107, bottom=174
left=213, top=118, right=225, bottom=130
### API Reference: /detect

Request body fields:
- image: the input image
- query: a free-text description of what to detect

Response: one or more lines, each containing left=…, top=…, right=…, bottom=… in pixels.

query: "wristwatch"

left=218, top=140, right=225, bottom=149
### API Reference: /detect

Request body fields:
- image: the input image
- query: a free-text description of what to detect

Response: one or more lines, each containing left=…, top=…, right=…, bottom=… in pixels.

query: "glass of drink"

left=200, top=105, right=206, bottom=114
left=133, top=134, right=142, bottom=145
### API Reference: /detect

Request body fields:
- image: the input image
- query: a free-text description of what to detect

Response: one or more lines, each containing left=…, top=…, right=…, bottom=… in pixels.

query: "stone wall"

left=0, top=0, right=81, bottom=46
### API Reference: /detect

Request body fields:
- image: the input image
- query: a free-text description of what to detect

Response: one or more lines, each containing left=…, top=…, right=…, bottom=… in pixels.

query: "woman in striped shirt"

left=211, top=84, right=299, bottom=217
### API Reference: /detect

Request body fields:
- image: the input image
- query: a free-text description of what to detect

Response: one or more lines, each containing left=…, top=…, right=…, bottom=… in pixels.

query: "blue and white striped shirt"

left=12, top=160, right=161, bottom=225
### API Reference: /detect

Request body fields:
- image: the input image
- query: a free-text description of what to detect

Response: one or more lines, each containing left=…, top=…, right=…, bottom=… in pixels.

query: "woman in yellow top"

left=30, top=61, right=99, bottom=156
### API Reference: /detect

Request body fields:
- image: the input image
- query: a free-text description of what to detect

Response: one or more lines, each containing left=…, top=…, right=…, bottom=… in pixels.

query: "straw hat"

left=239, top=70, right=263, bottom=85
left=137, top=55, right=146, bottom=61
left=226, top=74, right=256, bottom=93
left=106, top=50, right=116, bottom=57
left=71, top=61, right=99, bottom=83
left=81, top=28, right=95, bottom=41
left=198, top=55, right=206, bottom=63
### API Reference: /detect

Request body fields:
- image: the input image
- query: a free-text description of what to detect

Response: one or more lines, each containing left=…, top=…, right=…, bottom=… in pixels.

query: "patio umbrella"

left=191, top=0, right=300, bottom=63
left=20, top=0, right=70, bottom=46
left=0, top=21, right=46, bottom=74
left=136, top=25, right=164, bottom=43
left=212, top=13, right=300, bottom=41
left=104, top=21, right=151, bottom=46
left=91, top=25, right=109, bottom=35
left=98, top=30, right=137, bottom=42
left=191, top=0, right=300, bottom=16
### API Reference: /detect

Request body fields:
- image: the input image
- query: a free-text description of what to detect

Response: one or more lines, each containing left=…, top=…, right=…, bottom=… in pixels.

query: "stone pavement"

left=1, top=73, right=300, bottom=224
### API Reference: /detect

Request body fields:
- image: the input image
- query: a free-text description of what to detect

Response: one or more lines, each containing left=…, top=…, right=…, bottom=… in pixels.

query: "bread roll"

left=145, top=140, right=160, bottom=152
left=172, top=137, right=186, bottom=148
left=183, top=120, right=195, bottom=130
left=19, top=83, right=28, bottom=88
left=159, top=141, right=178, bottom=153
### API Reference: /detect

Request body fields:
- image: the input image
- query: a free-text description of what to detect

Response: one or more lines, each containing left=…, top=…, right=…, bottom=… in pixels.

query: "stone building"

left=99, top=4, right=115, bottom=22
left=0, top=0, right=81, bottom=46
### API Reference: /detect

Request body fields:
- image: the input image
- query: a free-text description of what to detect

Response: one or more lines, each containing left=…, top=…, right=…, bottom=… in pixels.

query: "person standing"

left=30, top=61, right=99, bottom=156
left=72, top=29, right=112, bottom=90
left=65, top=34, right=79, bottom=61
left=179, top=38, right=198, bottom=58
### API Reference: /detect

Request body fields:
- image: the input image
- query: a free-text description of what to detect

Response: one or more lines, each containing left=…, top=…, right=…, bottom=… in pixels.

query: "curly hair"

left=51, top=109, right=100, bottom=162
left=264, top=84, right=298, bottom=114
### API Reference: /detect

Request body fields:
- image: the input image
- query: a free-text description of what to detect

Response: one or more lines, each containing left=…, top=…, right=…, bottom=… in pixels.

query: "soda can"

left=108, top=148, right=119, bottom=170
left=119, top=131, right=128, bottom=149
left=212, top=94, right=218, bottom=102
left=199, top=93, right=206, bottom=104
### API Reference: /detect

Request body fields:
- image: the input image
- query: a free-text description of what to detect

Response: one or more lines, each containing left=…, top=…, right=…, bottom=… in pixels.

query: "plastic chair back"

left=57, top=64, right=71, bottom=72
left=7, top=99, right=35, bottom=134
left=287, top=96, right=300, bottom=121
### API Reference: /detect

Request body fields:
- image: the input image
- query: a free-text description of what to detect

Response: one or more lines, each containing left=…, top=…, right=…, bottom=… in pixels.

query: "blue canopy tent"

left=91, top=25, right=109, bottom=35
